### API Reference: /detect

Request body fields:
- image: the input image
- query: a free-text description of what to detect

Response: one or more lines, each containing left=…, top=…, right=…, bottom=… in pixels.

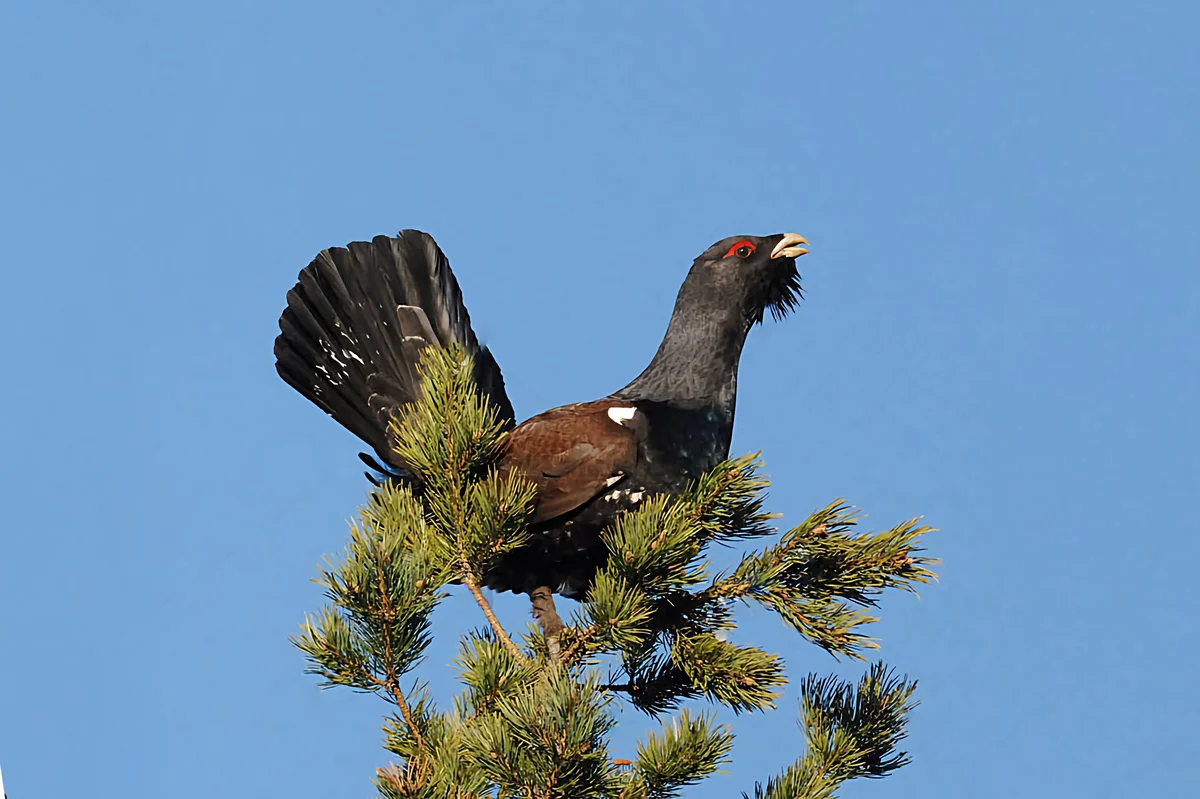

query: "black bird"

left=274, top=230, right=809, bottom=599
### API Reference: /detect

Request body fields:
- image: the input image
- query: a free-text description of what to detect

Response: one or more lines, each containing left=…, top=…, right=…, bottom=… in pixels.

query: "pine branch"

left=377, top=588, right=428, bottom=753
left=291, top=498, right=444, bottom=725
left=558, top=625, right=600, bottom=668
left=617, top=710, right=734, bottom=799
left=566, top=570, right=655, bottom=665
left=460, top=671, right=621, bottom=798
left=382, top=681, right=436, bottom=758
left=454, top=629, right=539, bottom=721
left=295, top=612, right=429, bottom=754
left=294, top=608, right=377, bottom=691
left=464, top=575, right=526, bottom=662
left=603, top=654, right=699, bottom=717
left=384, top=347, right=533, bottom=662
left=375, top=760, right=436, bottom=799
left=710, top=502, right=938, bottom=659
left=387, top=346, right=509, bottom=486
left=743, top=663, right=918, bottom=799
left=679, top=453, right=778, bottom=546
left=581, top=471, right=935, bottom=716
left=289, top=471, right=456, bottom=766
left=672, top=633, right=787, bottom=714
left=601, top=495, right=710, bottom=596
left=381, top=689, right=493, bottom=798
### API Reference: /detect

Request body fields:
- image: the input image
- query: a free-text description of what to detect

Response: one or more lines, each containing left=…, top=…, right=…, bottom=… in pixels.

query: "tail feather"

left=274, top=230, right=515, bottom=474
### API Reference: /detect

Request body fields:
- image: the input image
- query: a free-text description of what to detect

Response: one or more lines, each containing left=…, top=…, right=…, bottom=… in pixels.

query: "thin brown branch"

left=465, top=575, right=526, bottom=661
left=374, top=566, right=427, bottom=752
left=364, top=672, right=425, bottom=752
left=559, top=624, right=599, bottom=666
left=432, top=436, right=527, bottom=664
left=437, top=429, right=528, bottom=664
left=388, top=687, right=423, bottom=749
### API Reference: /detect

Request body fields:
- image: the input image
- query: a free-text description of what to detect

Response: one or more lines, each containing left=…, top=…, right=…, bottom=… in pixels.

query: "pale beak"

left=770, top=233, right=809, bottom=259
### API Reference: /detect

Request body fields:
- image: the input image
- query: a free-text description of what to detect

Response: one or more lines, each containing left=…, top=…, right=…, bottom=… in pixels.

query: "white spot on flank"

left=605, top=490, right=621, bottom=501
left=607, top=406, right=637, bottom=425
left=629, top=491, right=644, bottom=503
left=604, top=474, right=624, bottom=487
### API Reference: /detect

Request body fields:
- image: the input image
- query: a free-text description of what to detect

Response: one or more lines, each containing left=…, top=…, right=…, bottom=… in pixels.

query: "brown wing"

left=500, top=399, right=644, bottom=523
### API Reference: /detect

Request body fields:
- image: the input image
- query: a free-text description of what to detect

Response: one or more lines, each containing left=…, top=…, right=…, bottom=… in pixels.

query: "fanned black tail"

left=274, top=230, right=515, bottom=478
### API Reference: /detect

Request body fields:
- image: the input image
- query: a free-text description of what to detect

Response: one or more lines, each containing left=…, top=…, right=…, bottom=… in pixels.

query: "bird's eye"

left=723, top=240, right=757, bottom=259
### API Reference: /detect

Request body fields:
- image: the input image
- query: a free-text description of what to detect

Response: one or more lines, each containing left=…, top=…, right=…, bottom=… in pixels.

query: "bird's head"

left=686, top=233, right=809, bottom=327
left=615, top=232, right=811, bottom=403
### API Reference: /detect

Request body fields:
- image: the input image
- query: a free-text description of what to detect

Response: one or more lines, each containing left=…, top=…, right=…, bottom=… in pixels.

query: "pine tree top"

left=293, top=347, right=939, bottom=798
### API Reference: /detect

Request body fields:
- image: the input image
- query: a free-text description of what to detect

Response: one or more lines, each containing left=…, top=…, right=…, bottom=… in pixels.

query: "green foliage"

left=743, top=664, right=919, bottom=799
left=293, top=347, right=939, bottom=798
left=671, top=633, right=786, bottom=714
left=460, top=670, right=618, bottom=797
left=293, top=491, right=446, bottom=695
left=622, top=710, right=735, bottom=799
left=386, top=345, right=538, bottom=578
left=712, top=503, right=938, bottom=658
left=581, top=569, right=655, bottom=653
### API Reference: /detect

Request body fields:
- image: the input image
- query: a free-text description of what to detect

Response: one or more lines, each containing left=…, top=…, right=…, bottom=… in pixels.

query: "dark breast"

left=628, top=400, right=735, bottom=491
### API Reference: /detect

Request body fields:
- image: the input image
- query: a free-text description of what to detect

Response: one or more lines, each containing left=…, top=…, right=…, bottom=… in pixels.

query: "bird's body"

left=275, top=230, right=808, bottom=599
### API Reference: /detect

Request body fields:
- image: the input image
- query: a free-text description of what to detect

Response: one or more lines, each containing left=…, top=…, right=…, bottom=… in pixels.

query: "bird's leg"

left=528, top=586, right=565, bottom=663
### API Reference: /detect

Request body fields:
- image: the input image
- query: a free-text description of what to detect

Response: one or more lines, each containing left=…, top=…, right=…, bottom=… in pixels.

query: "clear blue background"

left=2, top=2, right=1197, bottom=796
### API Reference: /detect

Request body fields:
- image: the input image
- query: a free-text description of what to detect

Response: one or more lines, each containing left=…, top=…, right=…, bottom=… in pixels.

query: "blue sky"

left=2, top=1, right=1197, bottom=796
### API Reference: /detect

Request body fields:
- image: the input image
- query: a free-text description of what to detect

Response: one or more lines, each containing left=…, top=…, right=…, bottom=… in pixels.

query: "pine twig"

left=375, top=569, right=428, bottom=753
left=560, top=625, right=599, bottom=666
left=368, top=673, right=426, bottom=753
left=465, top=575, right=526, bottom=662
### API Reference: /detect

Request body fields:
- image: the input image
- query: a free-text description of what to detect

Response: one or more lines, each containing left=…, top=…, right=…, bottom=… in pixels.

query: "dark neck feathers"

left=613, top=285, right=751, bottom=408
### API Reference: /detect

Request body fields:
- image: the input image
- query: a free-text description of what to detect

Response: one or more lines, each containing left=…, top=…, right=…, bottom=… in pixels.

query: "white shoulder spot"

left=607, top=406, right=638, bottom=426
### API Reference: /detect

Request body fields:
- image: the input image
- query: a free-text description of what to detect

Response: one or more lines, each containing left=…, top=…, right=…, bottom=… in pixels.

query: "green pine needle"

left=623, top=710, right=735, bottom=799
left=672, top=633, right=787, bottom=714
left=743, top=663, right=919, bottom=799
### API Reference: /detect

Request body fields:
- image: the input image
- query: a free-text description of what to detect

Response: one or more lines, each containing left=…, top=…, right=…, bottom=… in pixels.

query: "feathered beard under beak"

left=746, top=259, right=803, bottom=326
left=766, top=260, right=803, bottom=322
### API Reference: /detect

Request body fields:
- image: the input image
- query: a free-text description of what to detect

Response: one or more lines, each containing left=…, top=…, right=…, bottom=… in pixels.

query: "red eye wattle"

left=723, top=240, right=756, bottom=259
